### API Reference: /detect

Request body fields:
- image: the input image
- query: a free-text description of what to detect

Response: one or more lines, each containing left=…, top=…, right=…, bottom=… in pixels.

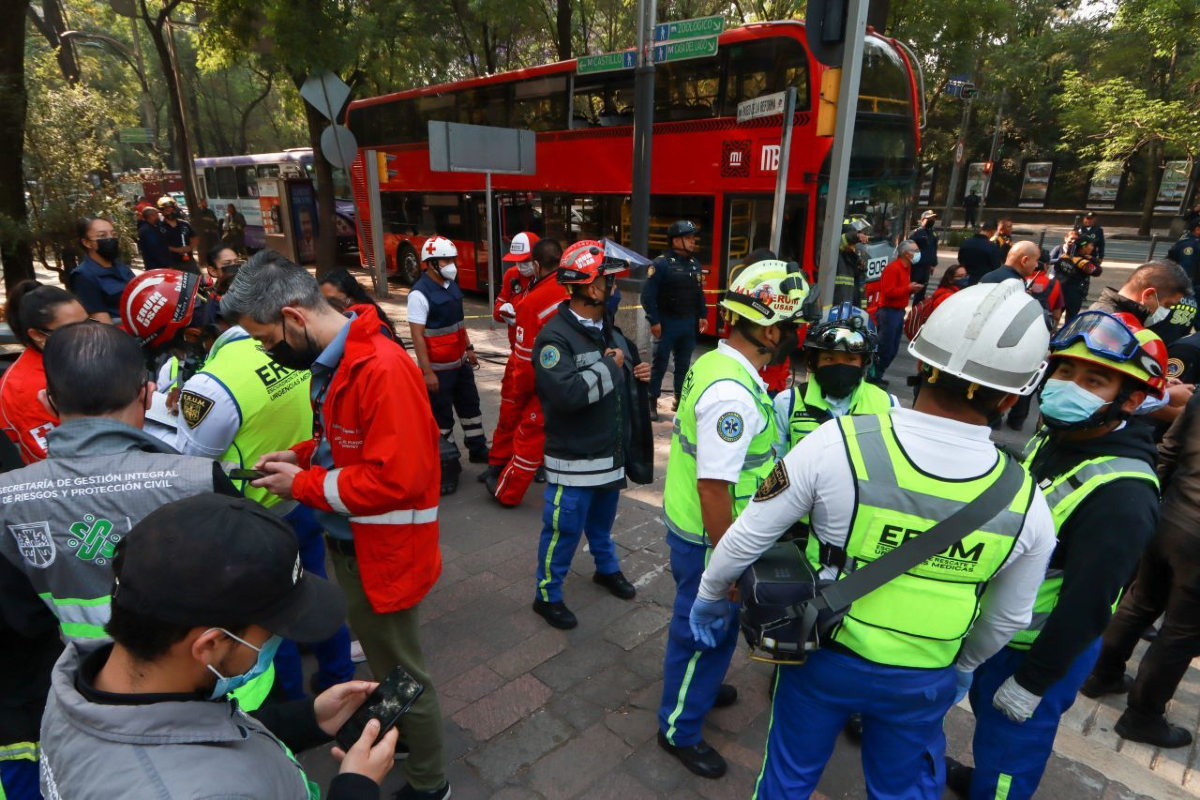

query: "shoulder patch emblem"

left=539, top=345, right=561, bottom=370
left=755, top=460, right=790, bottom=501
left=646, top=266, right=655, bottom=278
left=717, top=411, right=744, bottom=442
left=1184, top=246, right=1195, bottom=256
left=180, top=391, right=215, bottom=429
left=1167, top=357, right=1185, bottom=379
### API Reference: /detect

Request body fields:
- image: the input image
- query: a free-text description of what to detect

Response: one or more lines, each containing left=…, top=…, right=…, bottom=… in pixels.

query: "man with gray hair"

left=221, top=250, right=451, bottom=800
left=870, top=239, right=924, bottom=384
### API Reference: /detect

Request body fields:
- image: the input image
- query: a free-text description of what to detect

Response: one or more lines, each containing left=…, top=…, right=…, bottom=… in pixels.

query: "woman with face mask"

left=318, top=268, right=397, bottom=338
left=68, top=216, right=136, bottom=325
left=0, top=281, right=88, bottom=463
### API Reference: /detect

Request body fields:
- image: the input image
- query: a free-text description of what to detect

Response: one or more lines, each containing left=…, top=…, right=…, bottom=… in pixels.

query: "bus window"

left=569, top=196, right=625, bottom=242
left=724, top=37, right=810, bottom=111
left=573, top=71, right=636, bottom=127
left=541, top=195, right=572, bottom=244
left=655, top=57, right=722, bottom=121
left=204, top=168, right=219, bottom=199
left=725, top=195, right=807, bottom=284
left=215, top=166, right=237, bottom=199
left=858, top=38, right=913, bottom=117
left=417, top=94, right=456, bottom=130
left=421, top=194, right=468, bottom=240
left=646, top=196, right=714, bottom=262
left=257, top=164, right=280, bottom=179
left=458, top=86, right=509, bottom=127
left=513, top=75, right=568, bottom=131
left=236, top=166, right=259, bottom=198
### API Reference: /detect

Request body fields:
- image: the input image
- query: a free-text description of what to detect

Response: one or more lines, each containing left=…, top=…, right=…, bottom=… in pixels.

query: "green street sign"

left=576, top=50, right=636, bottom=75
left=654, top=15, right=724, bottom=42
left=118, top=127, right=153, bottom=144
left=652, top=35, right=718, bottom=63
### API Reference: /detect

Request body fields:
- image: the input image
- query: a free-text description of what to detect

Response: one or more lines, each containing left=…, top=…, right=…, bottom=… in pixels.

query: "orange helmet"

left=558, top=240, right=630, bottom=285
left=121, top=269, right=200, bottom=349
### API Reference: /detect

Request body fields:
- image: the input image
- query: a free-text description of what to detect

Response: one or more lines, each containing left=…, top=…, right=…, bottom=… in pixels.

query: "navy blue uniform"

left=641, top=251, right=707, bottom=403
left=1167, top=232, right=1200, bottom=286
left=1075, top=224, right=1106, bottom=262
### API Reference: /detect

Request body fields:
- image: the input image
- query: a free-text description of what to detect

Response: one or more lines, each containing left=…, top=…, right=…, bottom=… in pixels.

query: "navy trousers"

left=429, top=362, right=486, bottom=452
left=875, top=306, right=906, bottom=378
left=649, top=316, right=698, bottom=401
left=534, top=485, right=621, bottom=603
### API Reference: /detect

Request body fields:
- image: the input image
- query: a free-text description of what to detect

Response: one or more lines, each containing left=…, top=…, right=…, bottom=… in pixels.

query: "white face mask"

left=1145, top=298, right=1170, bottom=326
left=438, top=264, right=458, bottom=282
left=517, top=261, right=535, bottom=277
left=909, top=250, right=921, bottom=265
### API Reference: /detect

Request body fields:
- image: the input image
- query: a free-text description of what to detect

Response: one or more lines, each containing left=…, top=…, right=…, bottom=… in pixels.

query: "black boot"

left=1079, top=672, right=1133, bottom=699
left=843, top=713, right=863, bottom=742
left=534, top=465, right=546, bottom=483
left=1115, top=708, right=1194, bottom=748
left=649, top=397, right=660, bottom=422
left=468, top=443, right=490, bottom=464
left=713, top=683, right=738, bottom=708
left=593, top=570, right=636, bottom=599
left=476, top=464, right=501, bottom=483
left=532, top=598, right=577, bottom=629
left=944, top=757, right=973, bottom=798
left=657, top=731, right=727, bottom=779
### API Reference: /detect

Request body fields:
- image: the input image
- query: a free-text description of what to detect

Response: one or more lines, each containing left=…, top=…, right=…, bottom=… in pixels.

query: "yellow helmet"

left=720, top=260, right=810, bottom=327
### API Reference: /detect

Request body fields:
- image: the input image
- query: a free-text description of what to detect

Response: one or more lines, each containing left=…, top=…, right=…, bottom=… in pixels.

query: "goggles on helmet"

left=806, top=325, right=873, bottom=354
left=1052, top=312, right=1156, bottom=371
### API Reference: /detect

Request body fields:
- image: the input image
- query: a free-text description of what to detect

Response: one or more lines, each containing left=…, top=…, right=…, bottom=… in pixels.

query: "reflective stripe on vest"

left=1009, top=433, right=1158, bottom=649
left=200, top=335, right=313, bottom=509
left=832, top=413, right=1034, bottom=668
left=786, top=379, right=893, bottom=452
left=38, top=592, right=109, bottom=640
left=663, top=350, right=777, bottom=546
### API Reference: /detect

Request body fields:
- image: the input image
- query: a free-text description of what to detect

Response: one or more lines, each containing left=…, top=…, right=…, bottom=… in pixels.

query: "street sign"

left=576, top=50, right=637, bottom=74
left=320, top=124, right=358, bottom=170
left=118, top=127, right=153, bottom=144
left=300, top=71, right=351, bottom=124
left=737, top=91, right=789, bottom=124
left=652, top=35, right=718, bottom=64
left=960, top=84, right=978, bottom=99
left=653, top=15, right=724, bottom=43
left=954, top=139, right=965, bottom=165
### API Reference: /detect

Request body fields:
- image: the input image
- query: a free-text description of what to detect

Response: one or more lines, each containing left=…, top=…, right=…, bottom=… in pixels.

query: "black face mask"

left=954, top=276, right=971, bottom=289
left=95, top=237, right=121, bottom=261
left=267, top=319, right=321, bottom=371
left=814, top=363, right=863, bottom=399
left=768, top=324, right=800, bottom=366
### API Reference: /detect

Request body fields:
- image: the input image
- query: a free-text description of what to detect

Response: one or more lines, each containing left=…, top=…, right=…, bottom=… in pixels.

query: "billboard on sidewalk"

left=1155, top=160, right=1194, bottom=213
left=1087, top=162, right=1124, bottom=210
left=1018, top=161, right=1053, bottom=208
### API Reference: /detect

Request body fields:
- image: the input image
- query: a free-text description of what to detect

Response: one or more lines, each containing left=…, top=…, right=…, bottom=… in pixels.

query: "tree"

left=25, top=0, right=81, bottom=84
left=0, top=0, right=36, bottom=293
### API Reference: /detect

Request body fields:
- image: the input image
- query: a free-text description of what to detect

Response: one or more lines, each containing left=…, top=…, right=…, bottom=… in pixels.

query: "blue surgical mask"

left=1038, top=378, right=1108, bottom=424
left=206, top=628, right=282, bottom=700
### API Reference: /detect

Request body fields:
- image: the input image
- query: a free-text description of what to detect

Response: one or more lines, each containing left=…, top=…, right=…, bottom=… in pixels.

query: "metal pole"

left=127, top=16, right=155, bottom=142
left=364, top=150, right=388, bottom=298
left=816, top=0, right=870, bottom=312
left=979, top=88, right=1006, bottom=214
left=768, top=87, right=798, bottom=254
left=630, top=0, right=656, bottom=258
left=485, top=171, right=496, bottom=328
left=941, top=96, right=973, bottom=229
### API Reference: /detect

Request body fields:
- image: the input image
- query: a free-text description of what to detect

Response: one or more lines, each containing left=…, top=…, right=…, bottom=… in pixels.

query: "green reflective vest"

left=196, top=332, right=312, bottom=509
left=664, top=349, right=776, bottom=546
left=832, top=413, right=1036, bottom=668
left=785, top=378, right=893, bottom=452
left=1008, top=431, right=1159, bottom=649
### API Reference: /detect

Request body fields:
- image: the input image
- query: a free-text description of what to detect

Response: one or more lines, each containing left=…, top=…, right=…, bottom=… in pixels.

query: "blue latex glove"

left=993, top=675, right=1042, bottom=723
left=689, top=595, right=732, bottom=649
left=954, top=667, right=973, bottom=704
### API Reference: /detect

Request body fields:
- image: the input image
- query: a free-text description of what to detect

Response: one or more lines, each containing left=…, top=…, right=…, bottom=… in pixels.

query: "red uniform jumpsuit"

left=488, top=265, right=536, bottom=471
left=492, top=272, right=568, bottom=506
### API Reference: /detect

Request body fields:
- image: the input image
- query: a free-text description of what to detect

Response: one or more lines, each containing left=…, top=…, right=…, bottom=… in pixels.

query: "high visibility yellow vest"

left=830, top=413, right=1036, bottom=668
left=784, top=378, right=893, bottom=452
left=664, top=350, right=776, bottom=546
left=1008, top=432, right=1158, bottom=649
left=196, top=332, right=312, bottom=508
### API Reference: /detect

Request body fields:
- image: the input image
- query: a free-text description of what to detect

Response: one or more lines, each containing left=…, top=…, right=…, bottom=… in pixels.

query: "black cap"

left=112, top=494, right=347, bottom=643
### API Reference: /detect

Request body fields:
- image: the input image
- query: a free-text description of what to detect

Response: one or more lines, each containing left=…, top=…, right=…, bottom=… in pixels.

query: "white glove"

left=992, top=676, right=1041, bottom=723
left=499, top=302, right=516, bottom=324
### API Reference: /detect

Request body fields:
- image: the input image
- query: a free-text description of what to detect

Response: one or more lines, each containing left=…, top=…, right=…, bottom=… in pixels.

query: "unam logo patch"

left=539, top=345, right=562, bottom=369
left=717, top=411, right=744, bottom=442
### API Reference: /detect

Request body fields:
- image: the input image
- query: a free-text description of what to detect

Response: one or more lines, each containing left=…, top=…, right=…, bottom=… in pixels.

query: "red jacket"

left=879, top=258, right=913, bottom=310
left=512, top=272, right=569, bottom=394
left=0, top=348, right=57, bottom=463
left=291, top=305, right=441, bottom=612
left=493, top=265, right=534, bottom=348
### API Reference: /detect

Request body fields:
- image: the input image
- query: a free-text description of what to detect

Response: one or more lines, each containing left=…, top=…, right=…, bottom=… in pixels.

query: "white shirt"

left=406, top=278, right=451, bottom=326
left=694, top=342, right=769, bottom=483
left=700, top=407, right=1057, bottom=672
left=568, top=308, right=603, bottom=331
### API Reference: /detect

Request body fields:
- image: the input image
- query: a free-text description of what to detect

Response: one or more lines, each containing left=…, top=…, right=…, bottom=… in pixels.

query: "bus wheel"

left=397, top=243, right=421, bottom=285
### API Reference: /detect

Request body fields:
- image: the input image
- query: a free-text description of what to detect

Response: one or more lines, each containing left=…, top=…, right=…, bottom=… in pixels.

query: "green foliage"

left=1057, top=70, right=1200, bottom=162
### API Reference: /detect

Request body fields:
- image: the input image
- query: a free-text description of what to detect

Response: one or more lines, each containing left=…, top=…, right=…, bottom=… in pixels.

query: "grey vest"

left=0, top=419, right=215, bottom=640
left=40, top=641, right=315, bottom=800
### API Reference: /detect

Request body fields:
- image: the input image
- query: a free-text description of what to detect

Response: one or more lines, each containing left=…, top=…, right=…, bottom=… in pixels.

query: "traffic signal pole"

left=631, top=0, right=656, bottom=259
left=979, top=87, right=1006, bottom=216
left=941, top=96, right=974, bottom=229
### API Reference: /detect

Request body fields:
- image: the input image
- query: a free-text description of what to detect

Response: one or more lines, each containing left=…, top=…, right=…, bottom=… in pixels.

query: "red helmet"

left=558, top=240, right=630, bottom=285
left=121, top=269, right=200, bottom=349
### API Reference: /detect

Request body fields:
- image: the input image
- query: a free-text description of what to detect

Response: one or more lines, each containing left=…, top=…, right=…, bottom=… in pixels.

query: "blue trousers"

left=535, top=485, right=621, bottom=603
left=755, top=649, right=954, bottom=800
left=658, top=534, right=739, bottom=746
left=0, top=748, right=39, bottom=800
left=875, top=306, right=906, bottom=378
left=968, top=639, right=1101, bottom=799
left=273, top=505, right=356, bottom=700
left=649, top=316, right=698, bottom=401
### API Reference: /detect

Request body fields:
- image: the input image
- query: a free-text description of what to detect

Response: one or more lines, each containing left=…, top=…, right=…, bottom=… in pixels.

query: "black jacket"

left=534, top=303, right=650, bottom=489
left=1075, top=224, right=1106, bottom=261
left=641, top=251, right=706, bottom=323
left=958, top=234, right=1001, bottom=284
left=910, top=225, right=938, bottom=281
left=1016, top=423, right=1160, bottom=695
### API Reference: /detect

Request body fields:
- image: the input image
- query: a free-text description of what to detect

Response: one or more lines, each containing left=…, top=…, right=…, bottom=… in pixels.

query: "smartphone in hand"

left=335, top=664, right=424, bottom=751
left=227, top=468, right=264, bottom=481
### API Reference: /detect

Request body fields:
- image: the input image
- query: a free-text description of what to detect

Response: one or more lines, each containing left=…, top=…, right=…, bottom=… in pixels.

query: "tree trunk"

left=0, top=0, right=37, bottom=293
left=41, top=0, right=80, bottom=84
left=556, top=0, right=572, bottom=61
left=1139, top=140, right=1162, bottom=237
left=294, top=74, right=338, bottom=276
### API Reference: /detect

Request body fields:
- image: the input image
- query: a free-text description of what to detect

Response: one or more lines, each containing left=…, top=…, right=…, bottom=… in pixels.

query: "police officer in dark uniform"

left=641, top=220, right=708, bottom=421
left=1167, top=214, right=1200, bottom=290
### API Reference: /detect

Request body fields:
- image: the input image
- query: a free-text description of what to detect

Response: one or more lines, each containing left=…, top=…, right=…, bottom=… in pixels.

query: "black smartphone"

left=334, top=665, right=424, bottom=751
left=227, top=468, right=264, bottom=481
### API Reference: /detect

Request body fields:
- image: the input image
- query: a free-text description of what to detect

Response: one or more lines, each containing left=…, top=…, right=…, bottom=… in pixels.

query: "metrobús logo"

left=136, top=291, right=167, bottom=327
left=721, top=140, right=751, bottom=178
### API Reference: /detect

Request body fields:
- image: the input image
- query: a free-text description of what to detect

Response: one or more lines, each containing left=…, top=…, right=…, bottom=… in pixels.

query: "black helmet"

left=667, top=220, right=700, bottom=239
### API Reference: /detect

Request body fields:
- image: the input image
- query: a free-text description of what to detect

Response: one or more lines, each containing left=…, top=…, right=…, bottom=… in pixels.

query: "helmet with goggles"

left=558, top=240, right=630, bottom=285
left=805, top=303, right=878, bottom=365
left=1048, top=311, right=1167, bottom=399
left=720, top=260, right=810, bottom=327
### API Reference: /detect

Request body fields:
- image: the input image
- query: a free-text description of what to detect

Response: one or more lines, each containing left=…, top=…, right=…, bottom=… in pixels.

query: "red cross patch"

left=424, top=240, right=437, bottom=256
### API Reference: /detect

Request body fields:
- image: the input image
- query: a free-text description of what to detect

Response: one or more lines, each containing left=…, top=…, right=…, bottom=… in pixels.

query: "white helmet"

left=908, top=280, right=1049, bottom=395
left=421, top=236, right=458, bottom=261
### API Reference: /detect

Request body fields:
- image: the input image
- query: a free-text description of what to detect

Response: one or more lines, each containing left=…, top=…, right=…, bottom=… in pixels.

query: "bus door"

left=722, top=194, right=808, bottom=286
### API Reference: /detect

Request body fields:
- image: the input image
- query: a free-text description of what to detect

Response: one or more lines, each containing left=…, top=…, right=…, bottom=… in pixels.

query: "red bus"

left=344, top=21, right=922, bottom=323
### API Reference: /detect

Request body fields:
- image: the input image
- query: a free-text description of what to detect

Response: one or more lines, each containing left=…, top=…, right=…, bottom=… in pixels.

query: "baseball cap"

left=111, top=494, right=347, bottom=643
left=920, top=210, right=937, bottom=220
left=503, top=232, right=540, bottom=262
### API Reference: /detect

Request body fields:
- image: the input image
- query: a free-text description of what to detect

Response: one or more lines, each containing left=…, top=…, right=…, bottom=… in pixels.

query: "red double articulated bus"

left=344, top=21, right=923, bottom=328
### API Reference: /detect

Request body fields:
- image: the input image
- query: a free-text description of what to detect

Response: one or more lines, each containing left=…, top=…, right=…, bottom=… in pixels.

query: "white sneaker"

left=349, top=640, right=367, bottom=663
